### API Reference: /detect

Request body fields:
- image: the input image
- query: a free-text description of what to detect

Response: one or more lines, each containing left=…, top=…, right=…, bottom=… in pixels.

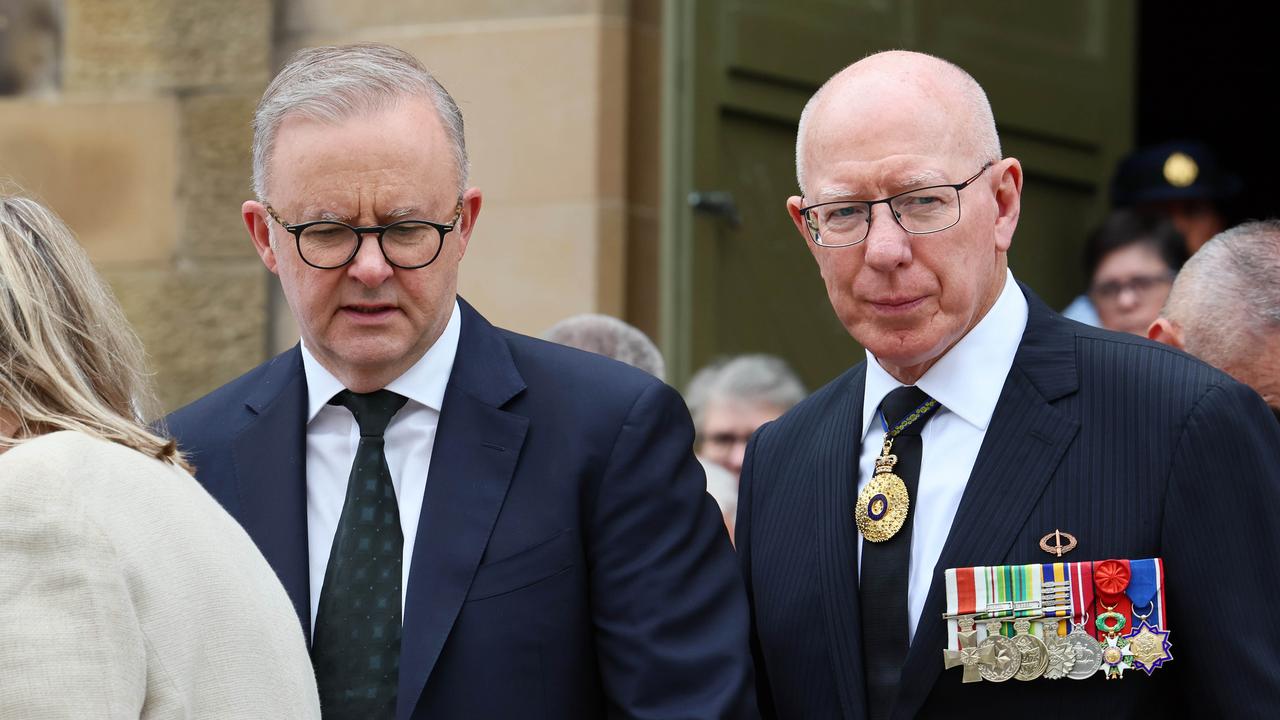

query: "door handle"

left=688, top=190, right=741, bottom=228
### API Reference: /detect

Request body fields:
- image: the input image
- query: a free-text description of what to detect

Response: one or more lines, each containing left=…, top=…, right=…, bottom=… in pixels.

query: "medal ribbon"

left=1041, top=562, right=1069, bottom=637
left=1126, top=558, right=1167, bottom=629
left=1017, top=563, right=1044, bottom=638
left=944, top=565, right=981, bottom=650
left=1069, top=560, right=1096, bottom=638
left=1093, top=558, right=1133, bottom=636
left=990, top=565, right=1030, bottom=638
left=879, top=396, right=940, bottom=436
left=1155, top=558, right=1167, bottom=629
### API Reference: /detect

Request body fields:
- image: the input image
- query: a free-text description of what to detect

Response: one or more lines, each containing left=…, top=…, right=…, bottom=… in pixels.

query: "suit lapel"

left=231, top=347, right=312, bottom=639
left=814, top=366, right=870, bottom=720
left=892, top=290, right=1081, bottom=718
left=397, top=300, right=528, bottom=720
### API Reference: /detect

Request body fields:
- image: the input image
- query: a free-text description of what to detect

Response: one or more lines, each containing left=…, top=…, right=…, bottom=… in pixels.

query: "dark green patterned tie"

left=313, top=389, right=408, bottom=719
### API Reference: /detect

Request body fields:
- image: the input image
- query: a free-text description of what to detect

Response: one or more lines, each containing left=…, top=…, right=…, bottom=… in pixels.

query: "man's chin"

left=860, top=333, right=949, bottom=373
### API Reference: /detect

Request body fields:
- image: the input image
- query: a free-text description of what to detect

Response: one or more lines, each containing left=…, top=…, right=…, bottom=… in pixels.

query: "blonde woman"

left=0, top=195, right=320, bottom=718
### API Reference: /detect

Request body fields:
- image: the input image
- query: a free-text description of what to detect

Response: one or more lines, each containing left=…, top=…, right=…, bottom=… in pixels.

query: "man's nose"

left=347, top=232, right=395, bottom=287
left=862, top=204, right=912, bottom=271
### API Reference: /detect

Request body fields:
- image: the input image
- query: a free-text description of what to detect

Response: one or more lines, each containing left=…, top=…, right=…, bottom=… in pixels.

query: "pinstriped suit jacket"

left=737, top=288, right=1280, bottom=719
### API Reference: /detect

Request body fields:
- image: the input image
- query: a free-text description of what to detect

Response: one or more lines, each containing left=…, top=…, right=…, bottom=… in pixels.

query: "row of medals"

left=944, top=580, right=1135, bottom=683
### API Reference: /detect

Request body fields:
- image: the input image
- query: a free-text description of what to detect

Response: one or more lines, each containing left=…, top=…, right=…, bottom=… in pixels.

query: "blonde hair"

left=0, top=193, right=186, bottom=468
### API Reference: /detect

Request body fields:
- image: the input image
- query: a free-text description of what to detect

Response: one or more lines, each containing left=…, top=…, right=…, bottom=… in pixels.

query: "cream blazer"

left=0, top=431, right=321, bottom=719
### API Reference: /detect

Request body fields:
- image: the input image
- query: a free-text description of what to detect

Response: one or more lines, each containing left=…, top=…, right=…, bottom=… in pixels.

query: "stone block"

left=281, top=0, right=620, bottom=36
left=0, top=97, right=178, bottom=264
left=101, top=261, right=269, bottom=411
left=297, top=17, right=624, bottom=207
left=177, top=91, right=259, bottom=259
left=64, top=0, right=270, bottom=93
left=459, top=200, right=623, bottom=335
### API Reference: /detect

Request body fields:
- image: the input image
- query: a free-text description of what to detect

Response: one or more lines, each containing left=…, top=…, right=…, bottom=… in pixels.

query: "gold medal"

left=1011, top=618, right=1049, bottom=681
left=854, top=396, right=939, bottom=542
left=1126, top=618, right=1173, bottom=675
left=855, top=439, right=910, bottom=542
left=976, top=621, right=1021, bottom=683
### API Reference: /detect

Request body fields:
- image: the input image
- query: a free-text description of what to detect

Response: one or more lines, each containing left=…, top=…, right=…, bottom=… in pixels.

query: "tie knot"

left=330, top=389, right=408, bottom=437
left=880, top=385, right=938, bottom=437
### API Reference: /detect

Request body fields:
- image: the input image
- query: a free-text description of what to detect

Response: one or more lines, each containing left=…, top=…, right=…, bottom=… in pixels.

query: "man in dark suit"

left=167, top=43, right=755, bottom=720
left=737, top=50, right=1280, bottom=719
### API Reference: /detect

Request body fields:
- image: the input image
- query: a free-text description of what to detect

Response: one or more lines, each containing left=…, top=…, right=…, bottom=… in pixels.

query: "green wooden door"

left=661, top=0, right=1135, bottom=390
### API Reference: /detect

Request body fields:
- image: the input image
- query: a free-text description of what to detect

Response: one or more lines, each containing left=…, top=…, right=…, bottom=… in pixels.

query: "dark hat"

left=1110, top=140, right=1242, bottom=207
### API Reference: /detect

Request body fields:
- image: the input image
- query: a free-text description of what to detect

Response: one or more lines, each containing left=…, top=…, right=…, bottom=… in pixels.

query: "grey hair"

left=252, top=42, right=469, bottom=200
left=1163, top=219, right=1280, bottom=367
left=794, top=50, right=1001, bottom=192
left=684, top=354, right=807, bottom=427
left=543, top=314, right=666, bottom=381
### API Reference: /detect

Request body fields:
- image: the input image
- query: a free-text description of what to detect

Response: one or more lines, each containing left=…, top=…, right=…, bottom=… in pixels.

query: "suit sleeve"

left=588, top=380, right=759, bottom=720
left=0, top=475, right=148, bottom=716
left=1161, top=380, right=1280, bottom=717
left=736, top=426, right=778, bottom=719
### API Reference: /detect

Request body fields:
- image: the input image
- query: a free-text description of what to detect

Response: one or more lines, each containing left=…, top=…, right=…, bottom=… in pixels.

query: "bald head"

left=795, top=51, right=1001, bottom=192
left=1155, top=220, right=1280, bottom=411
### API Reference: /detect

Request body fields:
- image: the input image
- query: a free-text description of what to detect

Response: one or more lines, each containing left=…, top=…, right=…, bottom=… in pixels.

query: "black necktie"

left=860, top=385, right=938, bottom=720
left=313, top=389, right=408, bottom=719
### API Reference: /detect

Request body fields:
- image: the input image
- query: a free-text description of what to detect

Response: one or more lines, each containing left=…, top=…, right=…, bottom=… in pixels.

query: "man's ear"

left=453, top=187, right=483, bottom=260
left=243, top=200, right=279, bottom=274
left=1147, top=316, right=1186, bottom=350
left=992, top=158, right=1023, bottom=253
left=787, top=195, right=822, bottom=263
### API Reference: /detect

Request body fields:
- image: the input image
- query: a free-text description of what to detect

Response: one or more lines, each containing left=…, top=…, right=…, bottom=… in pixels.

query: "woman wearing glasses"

left=0, top=194, right=320, bottom=718
left=1084, top=209, right=1188, bottom=336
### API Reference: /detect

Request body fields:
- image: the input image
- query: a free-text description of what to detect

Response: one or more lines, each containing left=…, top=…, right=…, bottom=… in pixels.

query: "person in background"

left=1149, top=220, right=1280, bottom=421
left=686, top=355, right=807, bottom=479
left=0, top=194, right=319, bottom=718
left=1111, top=139, right=1241, bottom=255
left=1063, top=140, right=1239, bottom=325
left=1085, top=209, right=1187, bottom=336
left=685, top=355, right=805, bottom=538
left=544, top=313, right=741, bottom=537
left=543, top=313, right=666, bottom=380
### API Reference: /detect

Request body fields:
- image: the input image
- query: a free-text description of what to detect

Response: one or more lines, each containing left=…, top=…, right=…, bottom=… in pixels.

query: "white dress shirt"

left=857, top=270, right=1028, bottom=642
left=301, top=300, right=461, bottom=634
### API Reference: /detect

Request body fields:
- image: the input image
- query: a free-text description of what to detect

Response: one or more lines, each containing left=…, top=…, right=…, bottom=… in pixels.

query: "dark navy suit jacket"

left=167, top=299, right=757, bottom=719
left=737, top=288, right=1280, bottom=719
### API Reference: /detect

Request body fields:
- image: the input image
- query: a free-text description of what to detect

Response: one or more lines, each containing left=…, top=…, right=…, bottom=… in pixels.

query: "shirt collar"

left=301, top=299, right=462, bottom=422
left=861, top=269, right=1028, bottom=439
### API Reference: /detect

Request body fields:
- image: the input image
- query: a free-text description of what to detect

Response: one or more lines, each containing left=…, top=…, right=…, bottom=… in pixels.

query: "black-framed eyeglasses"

left=799, top=162, right=994, bottom=247
left=1089, top=272, right=1174, bottom=304
left=263, top=201, right=464, bottom=269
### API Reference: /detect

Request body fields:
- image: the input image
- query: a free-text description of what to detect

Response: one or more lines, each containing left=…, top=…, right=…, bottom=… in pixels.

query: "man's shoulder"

left=755, top=362, right=865, bottom=447
left=1045, top=315, right=1229, bottom=398
left=163, top=348, right=301, bottom=442
left=494, top=326, right=672, bottom=410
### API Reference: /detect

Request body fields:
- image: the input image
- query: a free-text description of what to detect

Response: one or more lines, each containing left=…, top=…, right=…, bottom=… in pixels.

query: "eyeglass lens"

left=299, top=222, right=442, bottom=268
